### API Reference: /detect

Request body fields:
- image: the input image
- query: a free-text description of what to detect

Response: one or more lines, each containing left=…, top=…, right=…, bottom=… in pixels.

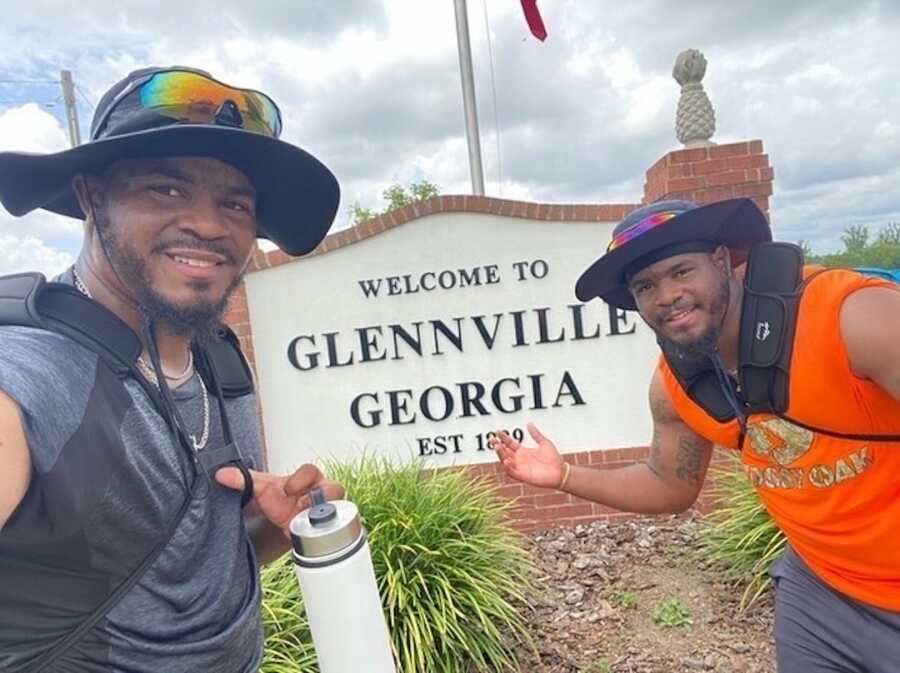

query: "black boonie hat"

left=575, top=198, right=771, bottom=311
left=0, top=66, right=340, bottom=256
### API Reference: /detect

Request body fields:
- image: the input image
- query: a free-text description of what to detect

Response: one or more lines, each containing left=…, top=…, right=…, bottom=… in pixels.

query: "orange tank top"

left=660, top=268, right=900, bottom=610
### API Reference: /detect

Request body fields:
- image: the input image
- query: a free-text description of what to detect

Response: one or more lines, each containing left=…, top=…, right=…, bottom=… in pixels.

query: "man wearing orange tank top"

left=491, top=198, right=900, bottom=673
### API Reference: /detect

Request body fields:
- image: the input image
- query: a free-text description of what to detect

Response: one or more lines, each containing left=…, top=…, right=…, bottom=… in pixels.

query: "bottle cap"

left=289, top=488, right=363, bottom=559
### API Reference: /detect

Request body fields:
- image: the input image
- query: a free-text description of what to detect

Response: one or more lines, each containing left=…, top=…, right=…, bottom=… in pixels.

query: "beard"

left=94, top=207, right=243, bottom=344
left=651, top=277, right=731, bottom=364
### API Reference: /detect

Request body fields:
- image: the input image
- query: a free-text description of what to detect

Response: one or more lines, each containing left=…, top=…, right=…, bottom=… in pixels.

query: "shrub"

left=258, top=556, right=317, bottom=673
left=609, top=589, right=638, bottom=610
left=259, top=455, right=537, bottom=673
left=699, top=452, right=786, bottom=609
left=652, top=597, right=693, bottom=628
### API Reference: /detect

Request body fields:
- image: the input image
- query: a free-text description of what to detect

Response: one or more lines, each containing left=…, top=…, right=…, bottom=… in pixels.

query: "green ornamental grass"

left=259, top=455, right=538, bottom=673
left=699, top=452, right=786, bottom=609
left=258, top=557, right=318, bottom=673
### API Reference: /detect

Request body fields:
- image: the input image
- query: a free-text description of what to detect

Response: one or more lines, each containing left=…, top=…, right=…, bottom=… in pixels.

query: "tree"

left=800, top=222, right=900, bottom=269
left=840, top=224, right=869, bottom=253
left=350, top=180, right=441, bottom=225
left=796, top=240, right=814, bottom=260
left=349, top=203, right=376, bottom=224
left=875, top=221, right=900, bottom=246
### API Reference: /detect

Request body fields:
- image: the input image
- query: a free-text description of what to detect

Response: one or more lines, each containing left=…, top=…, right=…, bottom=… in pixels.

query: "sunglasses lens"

left=139, top=71, right=282, bottom=137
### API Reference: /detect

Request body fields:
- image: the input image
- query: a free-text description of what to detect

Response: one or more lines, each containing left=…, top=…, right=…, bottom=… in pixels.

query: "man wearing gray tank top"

left=0, top=66, right=343, bottom=672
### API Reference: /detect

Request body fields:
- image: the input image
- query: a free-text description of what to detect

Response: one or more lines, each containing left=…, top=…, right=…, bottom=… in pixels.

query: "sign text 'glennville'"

left=284, top=260, right=636, bottom=455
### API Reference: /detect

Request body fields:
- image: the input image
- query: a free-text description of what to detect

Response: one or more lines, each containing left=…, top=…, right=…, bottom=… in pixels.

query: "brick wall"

left=460, top=446, right=653, bottom=533
left=643, top=139, right=773, bottom=215
left=224, top=141, right=774, bottom=531
left=223, top=195, right=637, bottom=379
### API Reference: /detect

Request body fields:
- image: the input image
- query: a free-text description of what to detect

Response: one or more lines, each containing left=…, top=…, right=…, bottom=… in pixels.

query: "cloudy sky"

left=1, top=1, right=898, bottom=276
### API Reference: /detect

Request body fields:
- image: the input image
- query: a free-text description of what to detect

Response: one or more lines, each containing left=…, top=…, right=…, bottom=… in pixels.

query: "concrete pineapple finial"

left=673, top=49, right=716, bottom=147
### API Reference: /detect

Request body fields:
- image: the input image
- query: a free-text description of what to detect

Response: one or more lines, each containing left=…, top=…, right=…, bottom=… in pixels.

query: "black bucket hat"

left=0, top=66, right=340, bottom=256
left=575, top=198, right=771, bottom=311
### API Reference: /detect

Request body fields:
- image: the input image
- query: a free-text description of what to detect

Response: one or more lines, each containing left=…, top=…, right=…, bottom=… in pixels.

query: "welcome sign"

left=245, top=210, right=660, bottom=473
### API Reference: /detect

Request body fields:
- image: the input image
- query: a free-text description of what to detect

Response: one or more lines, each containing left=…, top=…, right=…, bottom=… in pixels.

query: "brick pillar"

left=222, top=283, right=256, bottom=371
left=222, top=282, right=271, bottom=464
left=643, top=140, right=775, bottom=509
left=642, top=139, right=774, bottom=216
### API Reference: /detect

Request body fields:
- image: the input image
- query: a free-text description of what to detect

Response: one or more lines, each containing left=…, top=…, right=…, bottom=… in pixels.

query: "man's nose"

left=177, top=196, right=229, bottom=239
left=655, top=277, right=683, bottom=307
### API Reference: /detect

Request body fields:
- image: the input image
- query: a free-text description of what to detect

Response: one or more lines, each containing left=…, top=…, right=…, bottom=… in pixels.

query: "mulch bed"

left=516, top=514, right=775, bottom=673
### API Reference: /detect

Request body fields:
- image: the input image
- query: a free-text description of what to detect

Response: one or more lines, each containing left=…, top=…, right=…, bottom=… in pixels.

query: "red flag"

left=520, top=0, right=547, bottom=41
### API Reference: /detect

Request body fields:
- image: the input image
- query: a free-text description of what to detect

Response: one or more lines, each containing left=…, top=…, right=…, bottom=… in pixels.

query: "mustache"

left=151, top=235, right=237, bottom=265
left=660, top=303, right=695, bottom=322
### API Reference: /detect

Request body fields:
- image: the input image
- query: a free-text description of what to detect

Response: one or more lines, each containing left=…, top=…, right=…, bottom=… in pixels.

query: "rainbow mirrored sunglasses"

left=93, top=69, right=283, bottom=140
left=606, top=210, right=681, bottom=252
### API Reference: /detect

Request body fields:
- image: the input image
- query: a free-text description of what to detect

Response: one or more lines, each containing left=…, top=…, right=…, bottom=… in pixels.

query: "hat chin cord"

left=706, top=264, right=747, bottom=432
left=82, top=198, right=175, bottom=390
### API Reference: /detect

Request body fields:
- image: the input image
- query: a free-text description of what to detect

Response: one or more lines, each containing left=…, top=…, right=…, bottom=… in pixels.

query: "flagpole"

left=453, top=0, right=485, bottom=195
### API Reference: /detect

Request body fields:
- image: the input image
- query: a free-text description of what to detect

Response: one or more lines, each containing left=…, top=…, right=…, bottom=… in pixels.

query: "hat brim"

left=0, top=124, right=340, bottom=256
left=575, top=198, right=771, bottom=311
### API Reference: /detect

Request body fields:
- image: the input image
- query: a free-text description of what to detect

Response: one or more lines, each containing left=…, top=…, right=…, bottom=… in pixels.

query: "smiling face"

left=82, top=155, right=258, bottom=338
left=628, top=247, right=733, bottom=354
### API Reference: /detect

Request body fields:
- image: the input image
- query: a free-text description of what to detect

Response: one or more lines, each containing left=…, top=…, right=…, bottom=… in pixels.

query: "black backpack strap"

left=737, top=242, right=805, bottom=414
left=659, top=338, right=736, bottom=422
left=203, top=326, right=255, bottom=398
left=1, top=273, right=254, bottom=402
left=0, top=272, right=144, bottom=376
left=662, top=248, right=900, bottom=442
left=662, top=242, right=806, bottom=420
left=0, top=272, right=44, bottom=325
left=22, top=477, right=200, bottom=673
left=194, top=341, right=255, bottom=507
left=1, top=272, right=258, bottom=668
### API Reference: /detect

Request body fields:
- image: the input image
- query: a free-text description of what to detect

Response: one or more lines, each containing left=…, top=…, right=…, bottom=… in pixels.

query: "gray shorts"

left=769, top=547, right=900, bottom=673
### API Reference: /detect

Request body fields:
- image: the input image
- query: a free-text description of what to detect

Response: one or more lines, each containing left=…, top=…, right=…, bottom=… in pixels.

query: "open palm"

left=490, top=422, right=564, bottom=489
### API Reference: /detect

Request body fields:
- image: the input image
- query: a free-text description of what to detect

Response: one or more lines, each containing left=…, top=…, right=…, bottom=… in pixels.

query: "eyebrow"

left=628, top=274, right=651, bottom=290
left=125, top=164, right=257, bottom=198
left=113, top=162, right=190, bottom=181
left=668, top=261, right=692, bottom=274
left=224, top=184, right=258, bottom=199
left=629, top=260, right=694, bottom=289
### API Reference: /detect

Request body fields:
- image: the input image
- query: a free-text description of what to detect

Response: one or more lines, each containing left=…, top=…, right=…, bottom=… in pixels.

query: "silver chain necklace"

left=72, top=269, right=210, bottom=450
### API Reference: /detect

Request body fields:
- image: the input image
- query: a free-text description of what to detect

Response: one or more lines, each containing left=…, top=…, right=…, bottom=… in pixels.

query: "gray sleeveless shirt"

left=0, top=284, right=265, bottom=672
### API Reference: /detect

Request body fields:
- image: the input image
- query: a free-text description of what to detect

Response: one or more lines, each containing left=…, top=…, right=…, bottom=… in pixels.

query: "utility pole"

left=453, top=0, right=485, bottom=195
left=60, top=70, right=81, bottom=147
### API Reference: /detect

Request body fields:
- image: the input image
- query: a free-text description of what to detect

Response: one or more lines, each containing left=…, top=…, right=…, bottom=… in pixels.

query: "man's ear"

left=712, top=244, right=732, bottom=277
left=71, top=173, right=105, bottom=224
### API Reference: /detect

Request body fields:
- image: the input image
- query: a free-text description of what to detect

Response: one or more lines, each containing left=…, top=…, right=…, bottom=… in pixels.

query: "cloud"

left=0, top=103, right=70, bottom=152
left=0, top=233, right=74, bottom=277
left=0, top=104, right=84, bottom=257
left=2, top=0, right=389, bottom=46
left=1, top=0, right=899, bottom=257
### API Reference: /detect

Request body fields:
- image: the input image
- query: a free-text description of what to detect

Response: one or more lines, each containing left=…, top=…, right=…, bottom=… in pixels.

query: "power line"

left=74, top=83, right=95, bottom=109
left=0, top=79, right=59, bottom=85
left=0, top=99, right=58, bottom=106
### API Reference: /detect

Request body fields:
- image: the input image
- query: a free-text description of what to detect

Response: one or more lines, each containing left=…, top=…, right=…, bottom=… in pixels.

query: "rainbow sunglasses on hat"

left=91, top=68, right=283, bottom=140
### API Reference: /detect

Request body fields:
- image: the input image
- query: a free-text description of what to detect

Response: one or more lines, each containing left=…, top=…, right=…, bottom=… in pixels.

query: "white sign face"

left=245, top=212, right=660, bottom=473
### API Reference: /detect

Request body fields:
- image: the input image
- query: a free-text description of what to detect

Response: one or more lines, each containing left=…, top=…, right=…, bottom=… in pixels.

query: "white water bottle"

left=289, top=489, right=396, bottom=673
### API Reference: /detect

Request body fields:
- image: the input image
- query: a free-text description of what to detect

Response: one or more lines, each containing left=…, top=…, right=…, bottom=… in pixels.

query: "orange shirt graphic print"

left=746, top=418, right=814, bottom=467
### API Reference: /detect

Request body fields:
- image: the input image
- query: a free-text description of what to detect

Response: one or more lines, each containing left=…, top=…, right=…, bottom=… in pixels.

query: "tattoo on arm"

left=675, top=435, right=705, bottom=486
left=647, top=388, right=676, bottom=481
left=647, top=427, right=663, bottom=479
